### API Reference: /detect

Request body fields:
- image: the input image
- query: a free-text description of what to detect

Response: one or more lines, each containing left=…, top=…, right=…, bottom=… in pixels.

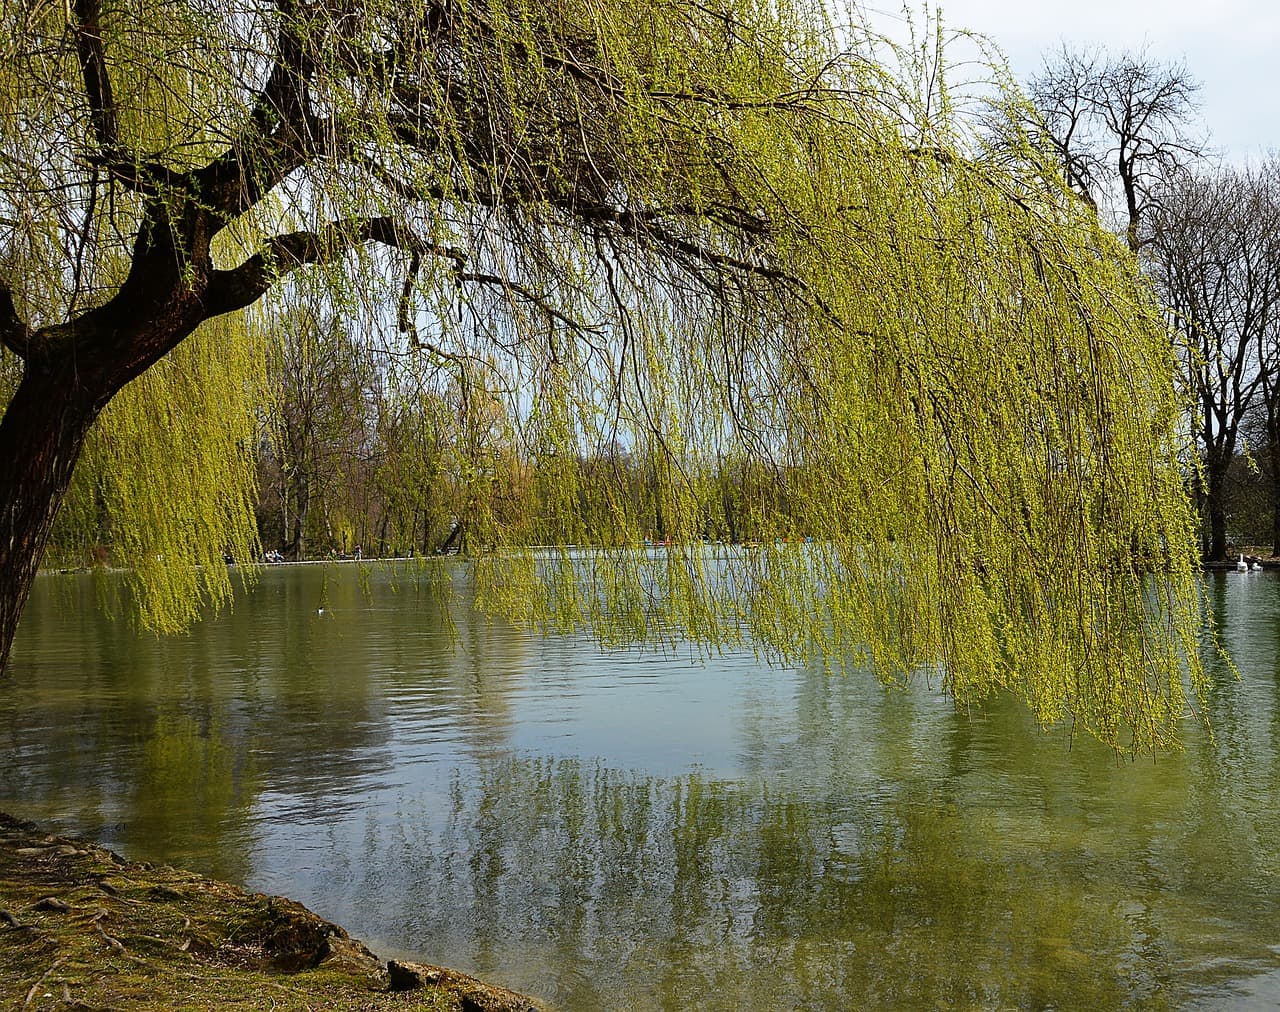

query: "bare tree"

left=1147, top=164, right=1280, bottom=560
left=1243, top=160, right=1280, bottom=555
left=1028, top=45, right=1204, bottom=252
left=261, top=309, right=372, bottom=561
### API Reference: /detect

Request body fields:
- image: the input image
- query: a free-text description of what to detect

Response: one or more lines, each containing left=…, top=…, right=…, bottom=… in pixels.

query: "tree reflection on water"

left=5, top=566, right=1280, bottom=1008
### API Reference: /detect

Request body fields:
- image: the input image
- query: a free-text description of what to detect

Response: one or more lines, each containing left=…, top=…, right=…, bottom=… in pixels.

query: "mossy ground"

left=0, top=813, right=541, bottom=1011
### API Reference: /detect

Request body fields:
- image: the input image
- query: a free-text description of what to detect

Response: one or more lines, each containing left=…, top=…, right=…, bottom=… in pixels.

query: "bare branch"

left=457, top=271, right=601, bottom=334
left=397, top=252, right=423, bottom=339
left=1028, top=44, right=1202, bottom=251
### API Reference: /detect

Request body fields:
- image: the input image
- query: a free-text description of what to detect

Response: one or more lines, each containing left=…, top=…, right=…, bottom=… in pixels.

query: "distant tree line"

left=247, top=300, right=796, bottom=561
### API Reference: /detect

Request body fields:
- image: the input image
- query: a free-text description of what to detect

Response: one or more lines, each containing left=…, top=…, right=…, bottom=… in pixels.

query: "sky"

left=861, top=1, right=1280, bottom=162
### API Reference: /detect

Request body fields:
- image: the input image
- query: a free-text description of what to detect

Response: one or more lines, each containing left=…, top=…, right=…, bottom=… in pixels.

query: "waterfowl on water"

left=1238, top=554, right=1249, bottom=572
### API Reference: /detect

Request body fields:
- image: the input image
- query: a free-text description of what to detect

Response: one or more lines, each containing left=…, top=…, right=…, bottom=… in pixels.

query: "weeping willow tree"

left=0, top=0, right=1206, bottom=749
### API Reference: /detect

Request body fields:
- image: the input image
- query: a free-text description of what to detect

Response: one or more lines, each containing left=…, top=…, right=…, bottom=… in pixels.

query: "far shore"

left=42, top=543, right=1280, bottom=579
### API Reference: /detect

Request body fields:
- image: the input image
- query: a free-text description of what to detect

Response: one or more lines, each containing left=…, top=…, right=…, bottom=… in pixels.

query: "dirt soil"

left=0, top=812, right=544, bottom=1011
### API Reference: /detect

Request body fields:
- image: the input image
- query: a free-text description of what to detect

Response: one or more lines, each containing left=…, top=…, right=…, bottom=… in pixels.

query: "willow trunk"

left=0, top=361, right=104, bottom=672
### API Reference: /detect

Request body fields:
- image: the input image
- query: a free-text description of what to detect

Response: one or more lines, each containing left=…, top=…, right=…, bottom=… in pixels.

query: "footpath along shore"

left=0, top=812, right=543, bottom=1011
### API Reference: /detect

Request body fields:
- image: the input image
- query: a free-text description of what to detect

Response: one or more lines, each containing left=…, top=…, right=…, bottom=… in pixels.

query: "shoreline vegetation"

left=0, top=812, right=543, bottom=1011
left=41, top=544, right=1280, bottom=579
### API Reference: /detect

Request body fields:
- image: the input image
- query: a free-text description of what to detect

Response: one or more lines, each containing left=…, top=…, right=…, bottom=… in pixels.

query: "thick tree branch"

left=73, top=0, right=118, bottom=151
left=0, top=278, right=34, bottom=358
left=84, top=153, right=191, bottom=197
left=195, top=1, right=325, bottom=218
left=209, top=217, right=605, bottom=335
left=205, top=219, right=466, bottom=317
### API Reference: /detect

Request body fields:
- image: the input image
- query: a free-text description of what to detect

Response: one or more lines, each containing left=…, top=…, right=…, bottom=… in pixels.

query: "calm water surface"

left=5, top=563, right=1280, bottom=1008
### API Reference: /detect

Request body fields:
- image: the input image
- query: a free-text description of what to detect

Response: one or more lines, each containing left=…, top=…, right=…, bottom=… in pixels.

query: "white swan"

left=1237, top=554, right=1249, bottom=572
left=1253, top=560, right=1264, bottom=572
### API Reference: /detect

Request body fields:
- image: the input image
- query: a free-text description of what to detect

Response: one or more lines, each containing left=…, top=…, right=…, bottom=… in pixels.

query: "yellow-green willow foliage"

left=0, top=0, right=1206, bottom=748
left=51, top=318, right=267, bottom=633
left=430, top=6, right=1205, bottom=751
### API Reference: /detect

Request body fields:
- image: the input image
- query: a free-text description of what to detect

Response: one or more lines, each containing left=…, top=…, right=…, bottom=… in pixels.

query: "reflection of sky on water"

left=6, top=566, right=1280, bottom=1008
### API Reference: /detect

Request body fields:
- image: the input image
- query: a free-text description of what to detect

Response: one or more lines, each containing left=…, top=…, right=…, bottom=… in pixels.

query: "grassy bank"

left=0, top=813, right=542, bottom=1011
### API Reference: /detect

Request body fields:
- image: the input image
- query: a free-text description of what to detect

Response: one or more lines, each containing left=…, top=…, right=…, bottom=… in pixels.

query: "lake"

left=4, top=562, right=1280, bottom=1008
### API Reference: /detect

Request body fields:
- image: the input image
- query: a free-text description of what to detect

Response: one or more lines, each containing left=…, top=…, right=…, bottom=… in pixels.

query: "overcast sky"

left=862, top=1, right=1280, bottom=162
